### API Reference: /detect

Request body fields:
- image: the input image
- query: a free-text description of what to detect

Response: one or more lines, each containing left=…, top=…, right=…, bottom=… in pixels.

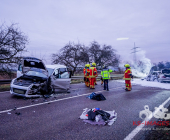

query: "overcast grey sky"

left=1, top=0, right=170, bottom=64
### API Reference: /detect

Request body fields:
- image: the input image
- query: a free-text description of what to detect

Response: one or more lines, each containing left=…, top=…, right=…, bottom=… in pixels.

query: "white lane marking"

left=0, top=86, right=124, bottom=114
left=71, top=87, right=89, bottom=91
left=124, top=97, right=170, bottom=140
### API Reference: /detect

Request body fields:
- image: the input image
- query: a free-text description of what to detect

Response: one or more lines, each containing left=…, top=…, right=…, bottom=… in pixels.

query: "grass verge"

left=0, top=84, right=10, bottom=92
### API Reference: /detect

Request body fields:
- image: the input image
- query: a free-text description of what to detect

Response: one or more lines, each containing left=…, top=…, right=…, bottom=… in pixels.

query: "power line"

left=131, top=42, right=140, bottom=65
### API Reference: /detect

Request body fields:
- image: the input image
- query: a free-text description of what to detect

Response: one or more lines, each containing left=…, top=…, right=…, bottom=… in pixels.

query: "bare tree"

left=157, top=61, right=165, bottom=70
left=165, top=61, right=170, bottom=68
left=0, top=23, right=28, bottom=77
left=52, top=41, right=120, bottom=74
left=89, top=41, right=120, bottom=68
left=89, top=41, right=101, bottom=64
left=100, top=44, right=120, bottom=67
left=52, top=42, right=89, bottom=75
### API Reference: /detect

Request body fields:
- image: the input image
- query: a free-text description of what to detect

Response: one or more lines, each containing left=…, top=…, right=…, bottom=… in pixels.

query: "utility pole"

left=131, top=42, right=140, bottom=65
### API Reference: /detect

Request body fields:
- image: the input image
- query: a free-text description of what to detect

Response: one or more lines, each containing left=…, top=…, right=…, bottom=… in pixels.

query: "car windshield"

left=26, top=71, right=47, bottom=78
left=59, top=68, right=67, bottom=73
left=47, top=68, right=54, bottom=76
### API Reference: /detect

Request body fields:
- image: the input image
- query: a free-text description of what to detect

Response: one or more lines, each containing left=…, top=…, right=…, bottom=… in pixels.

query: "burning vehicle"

left=10, top=57, right=71, bottom=98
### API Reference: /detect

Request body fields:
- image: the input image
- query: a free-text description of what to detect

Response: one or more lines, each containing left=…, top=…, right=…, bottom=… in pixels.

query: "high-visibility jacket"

left=86, top=68, right=90, bottom=78
left=101, top=69, right=113, bottom=79
left=83, top=68, right=86, bottom=77
left=89, top=67, right=97, bottom=78
left=123, top=68, right=132, bottom=80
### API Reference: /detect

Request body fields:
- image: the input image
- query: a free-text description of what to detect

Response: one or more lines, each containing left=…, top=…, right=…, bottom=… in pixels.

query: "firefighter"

left=89, top=62, right=97, bottom=89
left=123, top=64, right=133, bottom=91
left=101, top=65, right=113, bottom=91
left=94, top=63, right=98, bottom=85
left=85, top=64, right=90, bottom=87
left=83, top=64, right=87, bottom=85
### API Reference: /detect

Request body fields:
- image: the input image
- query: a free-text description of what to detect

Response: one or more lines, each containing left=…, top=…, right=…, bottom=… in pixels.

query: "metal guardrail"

left=71, top=74, right=124, bottom=79
left=0, top=79, right=12, bottom=85
left=0, top=75, right=124, bottom=85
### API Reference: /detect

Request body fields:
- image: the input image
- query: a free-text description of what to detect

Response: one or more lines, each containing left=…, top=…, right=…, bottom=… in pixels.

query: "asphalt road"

left=0, top=80, right=170, bottom=140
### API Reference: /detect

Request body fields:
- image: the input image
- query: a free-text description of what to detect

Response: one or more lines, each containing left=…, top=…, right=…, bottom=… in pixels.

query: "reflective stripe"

left=125, top=69, right=131, bottom=73
left=123, top=77, right=131, bottom=80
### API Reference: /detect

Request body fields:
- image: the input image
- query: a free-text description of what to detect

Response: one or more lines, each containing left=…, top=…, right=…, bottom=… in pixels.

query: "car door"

left=17, top=64, right=23, bottom=78
left=50, top=68, right=71, bottom=92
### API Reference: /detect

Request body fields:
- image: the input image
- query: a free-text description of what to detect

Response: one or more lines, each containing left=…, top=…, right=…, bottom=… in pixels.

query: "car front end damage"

left=10, top=75, right=48, bottom=98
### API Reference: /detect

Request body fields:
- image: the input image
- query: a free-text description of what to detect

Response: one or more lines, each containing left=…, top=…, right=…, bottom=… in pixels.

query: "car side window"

left=53, top=68, right=69, bottom=79
left=53, top=69, right=59, bottom=78
left=18, top=64, right=22, bottom=71
left=60, top=71, right=70, bottom=79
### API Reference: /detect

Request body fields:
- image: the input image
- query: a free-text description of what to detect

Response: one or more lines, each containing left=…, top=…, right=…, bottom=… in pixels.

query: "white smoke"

left=119, top=50, right=152, bottom=78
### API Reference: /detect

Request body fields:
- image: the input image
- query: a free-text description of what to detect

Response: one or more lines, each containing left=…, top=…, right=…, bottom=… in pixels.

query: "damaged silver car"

left=10, top=57, right=71, bottom=98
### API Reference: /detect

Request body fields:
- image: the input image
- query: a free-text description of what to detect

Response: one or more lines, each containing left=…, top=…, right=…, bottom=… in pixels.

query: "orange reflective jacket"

left=123, top=68, right=132, bottom=80
left=83, top=68, right=86, bottom=77
left=90, top=67, right=97, bottom=78
left=86, top=68, right=90, bottom=78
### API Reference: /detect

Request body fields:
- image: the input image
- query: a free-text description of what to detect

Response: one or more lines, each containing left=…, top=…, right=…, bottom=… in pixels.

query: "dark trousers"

left=104, top=79, right=109, bottom=90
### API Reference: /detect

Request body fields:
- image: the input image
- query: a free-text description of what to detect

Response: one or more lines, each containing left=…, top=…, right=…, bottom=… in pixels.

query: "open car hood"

left=22, top=57, right=48, bottom=76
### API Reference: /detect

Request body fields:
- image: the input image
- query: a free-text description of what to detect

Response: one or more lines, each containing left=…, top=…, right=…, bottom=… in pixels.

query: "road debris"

left=87, top=92, right=106, bottom=101
left=13, top=107, right=17, bottom=110
left=15, top=112, right=21, bottom=115
left=43, top=94, right=50, bottom=99
left=79, top=108, right=117, bottom=126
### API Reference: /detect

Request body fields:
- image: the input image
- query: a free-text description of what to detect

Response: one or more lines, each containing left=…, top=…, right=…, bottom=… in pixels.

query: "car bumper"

left=158, top=78, right=170, bottom=82
left=10, top=81, right=42, bottom=98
